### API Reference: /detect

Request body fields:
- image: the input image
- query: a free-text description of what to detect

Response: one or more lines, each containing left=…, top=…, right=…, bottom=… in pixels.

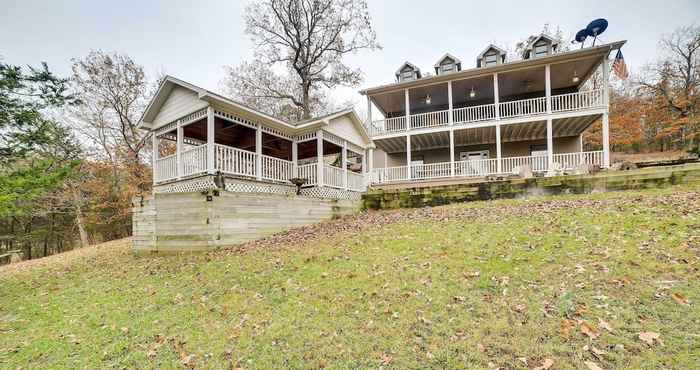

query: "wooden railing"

left=499, top=96, right=548, bottom=119
left=297, top=163, right=317, bottom=186
left=261, top=155, right=293, bottom=182
left=411, top=162, right=452, bottom=180
left=454, top=158, right=499, bottom=177
left=214, top=144, right=256, bottom=177
left=410, top=109, right=449, bottom=129
left=347, top=171, right=366, bottom=191
left=181, top=145, right=207, bottom=177
left=369, top=116, right=407, bottom=135
left=552, top=89, right=604, bottom=113
left=452, top=103, right=496, bottom=124
left=154, top=154, right=177, bottom=182
left=502, top=155, right=549, bottom=173
left=323, top=165, right=344, bottom=189
left=553, top=151, right=603, bottom=170
left=371, top=166, right=408, bottom=183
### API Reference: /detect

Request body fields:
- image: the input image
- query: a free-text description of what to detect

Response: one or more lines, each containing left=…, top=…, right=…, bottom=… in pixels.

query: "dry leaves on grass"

left=533, top=358, right=554, bottom=370
left=584, top=360, right=605, bottom=370
left=671, top=292, right=690, bottom=306
left=597, top=318, right=613, bottom=333
left=580, top=322, right=601, bottom=339
left=639, top=331, right=662, bottom=346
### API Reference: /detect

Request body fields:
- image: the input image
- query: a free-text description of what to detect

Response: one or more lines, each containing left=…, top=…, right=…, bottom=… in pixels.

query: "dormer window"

left=522, top=34, right=559, bottom=59
left=534, top=41, right=549, bottom=57
left=401, top=69, right=415, bottom=81
left=476, top=45, right=506, bottom=68
left=484, top=52, right=499, bottom=66
left=440, top=63, right=454, bottom=73
left=395, top=62, right=421, bottom=82
left=434, top=53, right=462, bottom=75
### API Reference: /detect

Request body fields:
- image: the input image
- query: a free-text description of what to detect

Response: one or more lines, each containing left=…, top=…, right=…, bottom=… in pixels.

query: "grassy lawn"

left=2, top=185, right=700, bottom=369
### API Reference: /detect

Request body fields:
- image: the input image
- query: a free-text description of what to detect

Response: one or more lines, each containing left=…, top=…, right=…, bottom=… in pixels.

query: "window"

left=484, top=53, right=498, bottom=66
left=401, top=70, right=414, bottom=81
left=530, top=144, right=548, bottom=157
left=534, top=42, right=549, bottom=57
left=441, top=63, right=454, bottom=73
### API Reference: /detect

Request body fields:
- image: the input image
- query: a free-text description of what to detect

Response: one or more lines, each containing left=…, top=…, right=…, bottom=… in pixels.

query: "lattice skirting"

left=154, top=175, right=361, bottom=200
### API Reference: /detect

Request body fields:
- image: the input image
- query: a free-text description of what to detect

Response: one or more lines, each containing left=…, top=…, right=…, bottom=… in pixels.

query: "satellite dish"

left=586, top=18, right=608, bottom=46
left=572, top=29, right=589, bottom=48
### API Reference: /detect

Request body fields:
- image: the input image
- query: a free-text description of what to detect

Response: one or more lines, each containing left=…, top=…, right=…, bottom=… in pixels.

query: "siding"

left=152, top=86, right=209, bottom=129
left=324, top=116, right=367, bottom=148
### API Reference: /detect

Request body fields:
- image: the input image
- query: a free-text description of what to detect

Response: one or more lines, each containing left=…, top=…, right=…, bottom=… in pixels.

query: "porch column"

left=367, top=146, right=374, bottom=181
left=602, top=56, right=611, bottom=168
left=406, top=134, right=411, bottom=180
left=342, top=140, right=348, bottom=190
left=545, top=64, right=552, bottom=113
left=292, top=139, right=298, bottom=177
left=447, top=81, right=453, bottom=124
left=546, top=118, right=554, bottom=171
left=255, top=125, right=262, bottom=180
left=316, top=130, right=324, bottom=187
left=176, top=124, right=183, bottom=178
left=493, top=73, right=502, bottom=173
left=405, top=88, right=411, bottom=131
left=366, top=95, right=373, bottom=126
left=152, top=133, right=159, bottom=184
left=206, top=106, right=215, bottom=173
left=449, top=129, right=455, bottom=177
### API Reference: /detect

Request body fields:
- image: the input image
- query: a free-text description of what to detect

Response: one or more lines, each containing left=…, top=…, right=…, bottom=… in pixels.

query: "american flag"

left=612, top=49, right=629, bottom=80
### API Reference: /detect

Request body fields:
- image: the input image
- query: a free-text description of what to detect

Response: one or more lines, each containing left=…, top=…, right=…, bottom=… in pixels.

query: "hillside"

left=1, top=185, right=699, bottom=369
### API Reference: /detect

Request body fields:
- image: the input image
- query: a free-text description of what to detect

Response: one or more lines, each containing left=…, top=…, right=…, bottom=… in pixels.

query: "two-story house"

left=363, top=36, right=625, bottom=185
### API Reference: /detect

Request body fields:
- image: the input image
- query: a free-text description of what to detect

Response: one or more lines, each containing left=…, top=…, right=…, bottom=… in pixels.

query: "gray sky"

left=2, top=0, right=699, bottom=109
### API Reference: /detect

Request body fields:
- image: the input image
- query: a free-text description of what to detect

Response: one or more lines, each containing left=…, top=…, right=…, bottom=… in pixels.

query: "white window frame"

left=459, top=150, right=489, bottom=161
left=441, top=63, right=454, bottom=73
left=401, top=70, right=414, bottom=81
left=533, top=42, right=549, bottom=57
left=484, top=53, right=498, bottom=66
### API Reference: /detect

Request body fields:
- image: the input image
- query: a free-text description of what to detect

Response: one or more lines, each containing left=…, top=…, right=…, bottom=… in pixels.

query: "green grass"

left=2, top=185, right=700, bottom=369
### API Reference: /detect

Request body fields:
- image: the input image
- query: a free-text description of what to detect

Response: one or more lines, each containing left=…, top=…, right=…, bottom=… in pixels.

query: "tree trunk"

left=302, top=81, right=311, bottom=119
left=72, top=187, right=90, bottom=248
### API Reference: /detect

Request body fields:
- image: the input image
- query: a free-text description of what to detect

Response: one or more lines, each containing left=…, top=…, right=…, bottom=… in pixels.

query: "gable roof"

left=394, top=61, right=421, bottom=76
left=524, top=33, right=560, bottom=51
left=476, top=44, right=507, bottom=59
left=433, top=53, right=462, bottom=68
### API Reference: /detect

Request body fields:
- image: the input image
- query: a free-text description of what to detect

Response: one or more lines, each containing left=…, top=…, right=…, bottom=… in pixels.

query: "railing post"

left=405, top=88, right=411, bottom=131
left=255, top=125, right=262, bottom=180
left=493, top=73, right=502, bottom=174
left=406, top=134, right=411, bottom=180
left=545, top=64, right=552, bottom=114
left=292, top=139, right=298, bottom=177
left=176, top=124, right=183, bottom=179
left=449, top=129, right=455, bottom=177
left=316, top=130, right=324, bottom=187
left=152, top=132, right=159, bottom=184
left=342, top=140, right=348, bottom=190
left=447, top=81, right=453, bottom=125
left=206, top=106, right=215, bottom=173
left=546, top=118, right=554, bottom=173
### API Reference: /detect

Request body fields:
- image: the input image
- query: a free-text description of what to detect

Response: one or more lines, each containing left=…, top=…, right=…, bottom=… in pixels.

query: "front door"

left=459, top=150, right=489, bottom=175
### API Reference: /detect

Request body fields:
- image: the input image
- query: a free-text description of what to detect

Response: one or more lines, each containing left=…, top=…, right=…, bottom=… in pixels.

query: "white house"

left=363, top=38, right=625, bottom=185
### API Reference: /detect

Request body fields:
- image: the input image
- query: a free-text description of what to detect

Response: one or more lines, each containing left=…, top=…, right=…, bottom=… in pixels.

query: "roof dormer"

left=476, top=44, right=506, bottom=68
left=433, top=53, right=462, bottom=75
left=395, top=62, right=421, bottom=82
left=522, top=33, right=559, bottom=59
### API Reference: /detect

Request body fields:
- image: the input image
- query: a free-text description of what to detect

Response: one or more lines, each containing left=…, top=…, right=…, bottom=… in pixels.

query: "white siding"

left=324, top=116, right=367, bottom=148
left=152, top=86, right=208, bottom=129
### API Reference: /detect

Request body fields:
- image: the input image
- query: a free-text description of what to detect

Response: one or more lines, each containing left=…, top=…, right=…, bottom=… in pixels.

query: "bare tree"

left=223, top=0, right=380, bottom=120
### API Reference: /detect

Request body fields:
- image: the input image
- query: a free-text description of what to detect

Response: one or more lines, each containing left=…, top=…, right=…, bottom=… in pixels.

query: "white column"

left=406, top=134, right=411, bottom=180
left=366, top=96, right=373, bottom=126
left=367, top=147, right=374, bottom=174
left=545, top=64, right=552, bottom=114
left=405, top=88, right=411, bottom=130
left=449, top=129, right=455, bottom=177
left=255, top=125, right=262, bottom=180
left=206, top=106, right=215, bottom=173
left=316, top=130, right=324, bottom=187
left=292, top=139, right=298, bottom=177
left=546, top=118, right=554, bottom=171
left=447, top=81, right=453, bottom=125
left=152, top=133, right=159, bottom=183
left=496, top=125, right=502, bottom=174
left=176, top=124, right=183, bottom=178
left=493, top=73, right=502, bottom=173
left=342, top=140, right=348, bottom=190
left=602, top=56, right=611, bottom=168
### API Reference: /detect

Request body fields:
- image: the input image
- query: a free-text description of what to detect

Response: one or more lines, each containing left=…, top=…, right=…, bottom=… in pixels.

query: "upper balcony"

left=363, top=42, right=623, bottom=139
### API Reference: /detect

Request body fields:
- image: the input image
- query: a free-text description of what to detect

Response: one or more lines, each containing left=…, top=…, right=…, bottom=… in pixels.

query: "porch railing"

left=410, top=109, right=449, bottom=129
left=347, top=171, right=366, bottom=192
left=454, top=158, right=499, bottom=177
left=214, top=144, right=256, bottom=177
left=501, top=154, right=549, bottom=173
left=261, top=155, right=293, bottom=182
left=368, top=90, right=604, bottom=137
left=297, top=163, right=317, bottom=186
left=154, top=154, right=177, bottom=182
left=323, top=165, right=344, bottom=189
left=411, top=162, right=452, bottom=180
left=181, top=145, right=207, bottom=177
left=553, top=151, right=603, bottom=170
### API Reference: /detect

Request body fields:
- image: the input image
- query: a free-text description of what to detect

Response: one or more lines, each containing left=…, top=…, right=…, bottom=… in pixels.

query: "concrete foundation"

left=132, top=191, right=360, bottom=254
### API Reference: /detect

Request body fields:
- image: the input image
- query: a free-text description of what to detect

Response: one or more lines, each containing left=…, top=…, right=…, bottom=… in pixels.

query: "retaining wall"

left=362, top=163, right=700, bottom=210
left=133, top=191, right=360, bottom=254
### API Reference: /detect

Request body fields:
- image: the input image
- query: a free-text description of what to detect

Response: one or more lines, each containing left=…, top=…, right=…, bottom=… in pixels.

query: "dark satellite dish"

left=572, top=28, right=589, bottom=48
left=586, top=18, right=608, bottom=46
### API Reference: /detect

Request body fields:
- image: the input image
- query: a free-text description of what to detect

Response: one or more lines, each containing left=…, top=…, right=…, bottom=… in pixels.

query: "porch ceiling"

left=373, top=115, right=600, bottom=154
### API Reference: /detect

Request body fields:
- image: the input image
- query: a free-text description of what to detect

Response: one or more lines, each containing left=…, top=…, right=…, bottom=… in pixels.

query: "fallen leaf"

left=580, top=322, right=600, bottom=339
left=671, top=293, right=689, bottom=306
left=533, top=358, right=554, bottom=370
left=639, top=331, right=661, bottom=346
left=514, top=304, right=526, bottom=312
left=560, top=319, right=576, bottom=339
left=380, top=353, right=392, bottom=365
left=584, top=360, right=604, bottom=370
left=477, top=343, right=486, bottom=352
left=147, top=350, right=157, bottom=358
left=181, top=354, right=196, bottom=369
left=597, top=318, right=613, bottom=333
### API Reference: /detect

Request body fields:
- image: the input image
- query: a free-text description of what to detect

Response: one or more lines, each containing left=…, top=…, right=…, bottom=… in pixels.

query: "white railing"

left=410, top=109, right=449, bottom=129
left=553, top=151, right=603, bottom=170
left=297, top=163, right=317, bottom=186
left=499, top=96, right=548, bottom=119
left=347, top=171, right=366, bottom=191
left=411, top=162, right=452, bottom=180
left=214, top=144, right=256, bottom=177
left=552, top=89, right=604, bottom=113
left=370, top=116, right=407, bottom=135
left=454, top=158, right=499, bottom=177
left=323, top=165, right=344, bottom=189
left=453, top=103, right=496, bottom=124
left=261, top=155, right=293, bottom=182
left=502, top=155, right=549, bottom=173
left=181, top=145, right=208, bottom=177
left=154, top=154, right=177, bottom=182
left=371, top=166, right=408, bottom=184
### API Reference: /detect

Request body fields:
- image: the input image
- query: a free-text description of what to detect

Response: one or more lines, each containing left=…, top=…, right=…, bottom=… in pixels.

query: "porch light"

left=469, top=87, right=476, bottom=99
left=425, top=94, right=432, bottom=105
left=572, top=71, right=580, bottom=84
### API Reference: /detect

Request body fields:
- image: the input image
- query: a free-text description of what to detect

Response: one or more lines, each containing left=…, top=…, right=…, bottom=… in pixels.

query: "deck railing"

left=181, top=145, right=207, bottom=177
left=323, top=165, right=344, bottom=189
left=411, top=162, right=452, bottom=180
left=261, top=155, right=293, bottom=182
left=501, top=154, right=549, bottom=173
left=297, top=163, right=317, bottom=186
left=214, top=144, right=256, bottom=177
left=368, top=90, right=604, bottom=136
left=154, top=154, right=177, bottom=182
left=410, top=109, right=450, bottom=129
left=553, top=150, right=603, bottom=170
left=347, top=171, right=366, bottom=192
left=454, top=158, right=499, bottom=177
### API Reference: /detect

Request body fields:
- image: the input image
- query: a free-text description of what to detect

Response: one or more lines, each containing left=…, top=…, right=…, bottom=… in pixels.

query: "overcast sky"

left=2, top=0, right=699, bottom=109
